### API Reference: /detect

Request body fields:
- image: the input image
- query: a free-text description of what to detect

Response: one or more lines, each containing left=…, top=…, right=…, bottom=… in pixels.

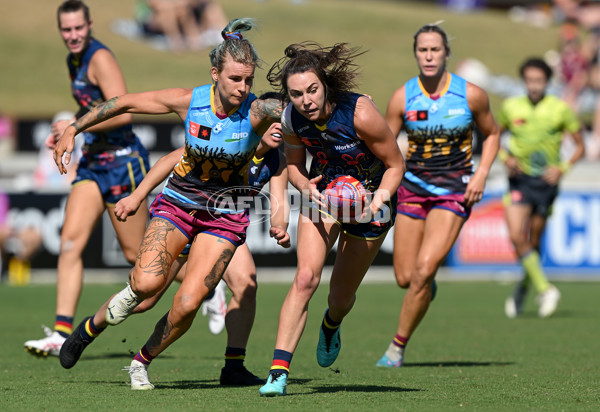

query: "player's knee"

left=414, top=257, right=437, bottom=280
left=173, top=293, right=203, bottom=319
left=59, top=237, right=83, bottom=255
left=130, top=270, right=164, bottom=298
left=235, top=275, right=258, bottom=304
left=294, top=267, right=320, bottom=292
left=394, top=269, right=411, bottom=289
left=227, top=272, right=257, bottom=299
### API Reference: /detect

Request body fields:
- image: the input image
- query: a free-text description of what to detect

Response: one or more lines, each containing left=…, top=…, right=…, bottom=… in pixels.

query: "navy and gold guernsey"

left=282, top=92, right=394, bottom=238
left=162, top=84, right=262, bottom=213
left=282, top=93, right=386, bottom=194
left=68, top=38, right=148, bottom=171
left=402, top=73, right=474, bottom=197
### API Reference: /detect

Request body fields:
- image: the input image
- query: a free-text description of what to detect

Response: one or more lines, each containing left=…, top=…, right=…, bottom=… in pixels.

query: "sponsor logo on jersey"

left=407, top=110, right=429, bottom=121
left=334, top=142, right=360, bottom=151
left=226, top=132, right=249, bottom=142
left=189, top=121, right=212, bottom=141
left=444, top=108, right=467, bottom=119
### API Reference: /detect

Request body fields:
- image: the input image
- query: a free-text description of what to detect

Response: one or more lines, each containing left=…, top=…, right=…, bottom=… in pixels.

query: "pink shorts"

left=149, top=194, right=249, bottom=246
left=396, top=186, right=471, bottom=220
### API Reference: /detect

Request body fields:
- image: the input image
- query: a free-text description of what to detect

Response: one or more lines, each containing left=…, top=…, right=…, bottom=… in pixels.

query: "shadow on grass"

left=152, top=379, right=221, bottom=390
left=151, top=378, right=313, bottom=390
left=403, top=361, right=513, bottom=367
left=308, top=384, right=422, bottom=394
left=82, top=353, right=174, bottom=361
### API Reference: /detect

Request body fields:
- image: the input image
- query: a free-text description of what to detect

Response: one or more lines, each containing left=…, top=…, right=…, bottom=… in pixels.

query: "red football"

left=324, top=175, right=366, bottom=219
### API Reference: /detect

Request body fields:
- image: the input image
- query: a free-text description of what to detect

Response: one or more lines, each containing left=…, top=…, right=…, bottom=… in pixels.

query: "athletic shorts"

left=396, top=186, right=471, bottom=220
left=305, top=193, right=397, bottom=240
left=73, top=152, right=150, bottom=206
left=149, top=194, right=249, bottom=246
left=504, top=174, right=558, bottom=217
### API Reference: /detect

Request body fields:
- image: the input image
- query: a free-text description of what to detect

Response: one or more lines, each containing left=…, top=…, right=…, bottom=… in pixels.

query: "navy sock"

left=78, top=316, right=105, bottom=342
left=270, top=349, right=293, bottom=376
left=321, top=309, right=341, bottom=344
left=55, top=315, right=73, bottom=338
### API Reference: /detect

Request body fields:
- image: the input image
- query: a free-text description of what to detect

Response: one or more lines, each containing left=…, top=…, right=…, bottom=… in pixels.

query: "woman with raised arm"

left=54, top=18, right=282, bottom=390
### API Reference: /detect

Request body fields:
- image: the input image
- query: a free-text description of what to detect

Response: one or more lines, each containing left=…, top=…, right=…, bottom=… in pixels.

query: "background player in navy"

left=259, top=42, right=406, bottom=397
left=375, top=24, right=500, bottom=368
left=25, top=0, right=150, bottom=358
left=54, top=18, right=281, bottom=390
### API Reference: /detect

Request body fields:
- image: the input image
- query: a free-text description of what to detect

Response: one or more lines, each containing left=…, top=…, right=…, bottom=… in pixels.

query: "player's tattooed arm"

left=71, top=96, right=123, bottom=133
left=251, top=98, right=283, bottom=122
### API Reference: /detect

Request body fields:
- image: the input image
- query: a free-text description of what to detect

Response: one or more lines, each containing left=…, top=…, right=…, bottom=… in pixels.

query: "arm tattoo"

left=72, top=96, right=122, bottom=133
left=137, top=219, right=176, bottom=279
left=251, top=98, right=282, bottom=122
left=204, top=248, right=234, bottom=291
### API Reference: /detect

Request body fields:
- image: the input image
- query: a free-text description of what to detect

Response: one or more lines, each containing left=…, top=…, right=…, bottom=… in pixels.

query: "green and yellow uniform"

left=498, top=94, right=580, bottom=177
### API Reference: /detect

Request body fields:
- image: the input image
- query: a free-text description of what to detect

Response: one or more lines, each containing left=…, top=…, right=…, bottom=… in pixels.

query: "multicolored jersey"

left=498, top=94, right=580, bottom=177
left=68, top=38, right=145, bottom=170
left=162, top=84, right=261, bottom=213
left=281, top=92, right=386, bottom=194
left=402, top=73, right=474, bottom=197
left=247, top=148, right=282, bottom=194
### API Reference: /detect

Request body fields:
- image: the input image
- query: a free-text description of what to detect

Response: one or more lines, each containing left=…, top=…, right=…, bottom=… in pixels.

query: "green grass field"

left=2, top=281, right=599, bottom=411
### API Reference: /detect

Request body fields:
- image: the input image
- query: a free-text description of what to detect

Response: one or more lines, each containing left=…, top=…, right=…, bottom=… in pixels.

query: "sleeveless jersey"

left=281, top=93, right=386, bottom=194
left=68, top=38, right=145, bottom=169
left=498, top=94, right=580, bottom=177
left=162, top=84, right=261, bottom=213
left=402, top=73, right=474, bottom=197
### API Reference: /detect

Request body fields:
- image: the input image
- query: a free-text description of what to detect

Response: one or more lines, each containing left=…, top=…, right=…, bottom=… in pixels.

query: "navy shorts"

left=73, top=151, right=149, bottom=206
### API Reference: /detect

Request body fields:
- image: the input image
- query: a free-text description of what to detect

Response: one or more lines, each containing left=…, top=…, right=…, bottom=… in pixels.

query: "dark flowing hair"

left=267, top=42, right=366, bottom=105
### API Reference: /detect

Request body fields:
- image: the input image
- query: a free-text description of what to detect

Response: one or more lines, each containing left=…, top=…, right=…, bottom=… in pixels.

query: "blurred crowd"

left=553, top=0, right=600, bottom=159
left=111, top=0, right=227, bottom=52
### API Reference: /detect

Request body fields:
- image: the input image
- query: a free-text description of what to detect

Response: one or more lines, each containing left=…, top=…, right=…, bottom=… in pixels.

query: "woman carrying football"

left=375, top=24, right=499, bottom=368
left=259, top=42, right=406, bottom=396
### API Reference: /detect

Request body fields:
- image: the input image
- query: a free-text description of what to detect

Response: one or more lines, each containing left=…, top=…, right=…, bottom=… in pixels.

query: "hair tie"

left=223, top=31, right=243, bottom=40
